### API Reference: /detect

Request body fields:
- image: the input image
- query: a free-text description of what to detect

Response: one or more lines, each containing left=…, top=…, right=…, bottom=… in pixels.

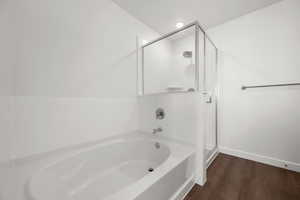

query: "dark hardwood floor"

left=185, top=153, right=300, bottom=200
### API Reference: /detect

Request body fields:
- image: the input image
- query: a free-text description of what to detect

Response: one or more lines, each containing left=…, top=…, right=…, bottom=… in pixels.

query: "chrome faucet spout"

left=152, top=127, right=163, bottom=134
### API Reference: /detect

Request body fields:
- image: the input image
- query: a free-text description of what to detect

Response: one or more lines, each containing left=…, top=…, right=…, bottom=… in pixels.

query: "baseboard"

left=219, top=146, right=300, bottom=173
left=206, top=148, right=219, bottom=168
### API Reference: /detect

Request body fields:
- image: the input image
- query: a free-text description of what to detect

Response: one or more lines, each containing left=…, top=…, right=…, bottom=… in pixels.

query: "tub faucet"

left=152, top=127, right=163, bottom=134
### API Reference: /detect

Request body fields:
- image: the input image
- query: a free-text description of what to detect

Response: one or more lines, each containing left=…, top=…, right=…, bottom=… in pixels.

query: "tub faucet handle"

left=152, top=127, right=163, bottom=134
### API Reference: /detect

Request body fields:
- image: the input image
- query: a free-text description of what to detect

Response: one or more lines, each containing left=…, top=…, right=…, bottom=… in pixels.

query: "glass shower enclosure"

left=139, top=21, right=219, bottom=175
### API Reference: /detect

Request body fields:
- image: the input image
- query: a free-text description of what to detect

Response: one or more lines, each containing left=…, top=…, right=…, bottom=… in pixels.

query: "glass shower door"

left=204, top=36, right=218, bottom=166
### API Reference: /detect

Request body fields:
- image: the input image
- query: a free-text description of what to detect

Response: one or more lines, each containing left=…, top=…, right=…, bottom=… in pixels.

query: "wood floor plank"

left=184, top=153, right=300, bottom=200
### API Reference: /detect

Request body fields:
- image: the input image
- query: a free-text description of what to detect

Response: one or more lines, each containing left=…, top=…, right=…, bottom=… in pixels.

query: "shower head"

left=183, top=51, right=192, bottom=58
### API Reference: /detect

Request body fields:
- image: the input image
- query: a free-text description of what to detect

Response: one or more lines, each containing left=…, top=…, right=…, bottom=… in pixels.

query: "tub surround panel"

left=0, top=0, right=161, bottom=162
left=0, top=97, right=14, bottom=163
left=138, top=93, right=201, bottom=145
left=12, top=97, right=138, bottom=159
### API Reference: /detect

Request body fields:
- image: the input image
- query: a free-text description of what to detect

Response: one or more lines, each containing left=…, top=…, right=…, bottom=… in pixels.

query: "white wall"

left=0, top=0, right=160, bottom=161
left=208, top=0, right=300, bottom=169
left=0, top=0, right=16, bottom=162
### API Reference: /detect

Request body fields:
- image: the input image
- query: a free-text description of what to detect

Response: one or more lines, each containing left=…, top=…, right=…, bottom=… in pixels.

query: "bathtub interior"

left=28, top=139, right=172, bottom=200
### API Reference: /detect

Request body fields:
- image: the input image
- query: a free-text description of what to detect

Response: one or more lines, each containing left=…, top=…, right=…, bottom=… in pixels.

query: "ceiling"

left=112, top=0, right=282, bottom=34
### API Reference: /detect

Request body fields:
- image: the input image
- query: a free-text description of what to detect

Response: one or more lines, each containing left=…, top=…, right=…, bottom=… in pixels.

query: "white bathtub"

left=27, top=133, right=195, bottom=200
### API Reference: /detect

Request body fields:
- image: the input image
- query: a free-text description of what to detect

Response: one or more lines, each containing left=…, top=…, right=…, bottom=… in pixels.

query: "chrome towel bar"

left=241, top=83, right=300, bottom=90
